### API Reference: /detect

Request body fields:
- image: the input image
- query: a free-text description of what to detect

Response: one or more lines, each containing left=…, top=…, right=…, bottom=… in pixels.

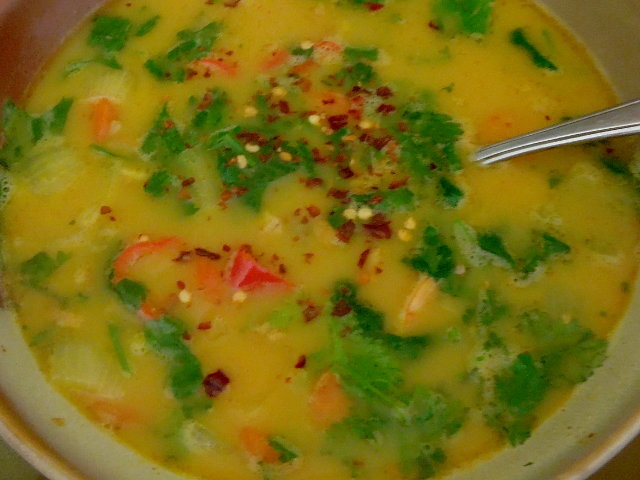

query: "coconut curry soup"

left=1, top=0, right=639, bottom=478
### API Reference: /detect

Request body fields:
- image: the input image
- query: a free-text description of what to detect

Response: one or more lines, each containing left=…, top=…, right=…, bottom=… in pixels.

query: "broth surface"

left=1, top=0, right=639, bottom=479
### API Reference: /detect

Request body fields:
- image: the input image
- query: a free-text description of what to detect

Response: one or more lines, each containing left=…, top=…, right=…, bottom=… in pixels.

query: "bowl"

left=0, top=0, right=639, bottom=479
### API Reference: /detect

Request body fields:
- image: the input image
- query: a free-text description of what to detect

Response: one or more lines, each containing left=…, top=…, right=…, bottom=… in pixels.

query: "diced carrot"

left=227, top=249, right=290, bottom=291
left=309, top=371, right=350, bottom=428
left=194, top=256, right=223, bottom=301
left=89, top=397, right=140, bottom=428
left=314, top=40, right=343, bottom=54
left=238, top=427, right=280, bottom=464
left=290, top=59, right=317, bottom=76
left=91, top=97, right=118, bottom=143
left=475, top=110, right=548, bottom=145
left=137, top=300, right=162, bottom=320
left=112, top=237, right=183, bottom=283
left=260, top=48, right=291, bottom=72
left=195, top=58, right=239, bottom=76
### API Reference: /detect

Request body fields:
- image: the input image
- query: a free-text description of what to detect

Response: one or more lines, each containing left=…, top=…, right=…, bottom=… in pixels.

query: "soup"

left=1, top=0, right=639, bottom=478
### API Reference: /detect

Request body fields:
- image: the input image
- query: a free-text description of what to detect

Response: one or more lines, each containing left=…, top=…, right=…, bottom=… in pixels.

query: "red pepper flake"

left=304, top=177, right=324, bottom=188
left=100, top=206, right=112, bottom=215
left=306, top=205, right=321, bottom=217
left=195, top=247, right=221, bottom=260
left=278, top=100, right=291, bottom=114
left=303, top=303, right=322, bottom=322
left=182, top=177, right=196, bottom=187
left=301, top=216, right=309, bottom=225
left=328, top=187, right=349, bottom=200
left=173, top=250, right=193, bottom=263
left=336, top=220, right=356, bottom=243
left=198, top=321, right=212, bottom=330
left=223, top=0, right=241, bottom=6
left=203, top=370, right=230, bottom=397
left=177, top=280, right=186, bottom=290
left=328, top=114, right=349, bottom=131
left=183, top=332, right=192, bottom=341
left=279, top=264, right=287, bottom=274
left=377, top=104, right=396, bottom=115
left=363, top=213, right=392, bottom=239
left=294, top=355, right=307, bottom=368
left=303, top=253, right=314, bottom=263
left=222, top=244, right=231, bottom=252
left=357, top=248, right=371, bottom=269
left=338, top=166, right=355, bottom=179
left=376, top=86, right=393, bottom=98
left=365, top=2, right=385, bottom=11
left=332, top=298, right=352, bottom=317
left=428, top=20, right=441, bottom=31
left=368, top=194, right=384, bottom=205
left=360, top=133, right=392, bottom=151
left=389, top=177, right=409, bottom=189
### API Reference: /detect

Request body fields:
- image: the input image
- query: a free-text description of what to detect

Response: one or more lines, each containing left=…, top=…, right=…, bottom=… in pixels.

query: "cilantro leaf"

left=510, top=28, right=558, bottom=71
left=144, top=317, right=204, bottom=400
left=432, top=0, right=494, bottom=36
left=141, top=104, right=186, bottom=162
left=268, top=437, right=299, bottom=463
left=438, top=176, right=464, bottom=207
left=477, top=232, right=515, bottom=268
left=520, top=310, right=607, bottom=385
left=396, top=103, right=463, bottom=178
left=476, top=289, right=508, bottom=325
left=405, top=225, right=455, bottom=279
left=351, top=187, right=416, bottom=212
left=344, top=46, right=379, bottom=63
left=20, top=251, right=69, bottom=287
left=144, top=170, right=176, bottom=197
left=145, top=23, right=222, bottom=82
left=521, top=232, right=571, bottom=275
left=135, top=15, right=160, bottom=37
left=89, top=16, right=132, bottom=53
left=112, top=278, right=148, bottom=311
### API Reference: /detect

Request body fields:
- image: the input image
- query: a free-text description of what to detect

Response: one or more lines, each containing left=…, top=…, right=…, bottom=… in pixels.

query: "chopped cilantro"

left=521, top=232, right=570, bottom=275
left=344, top=46, right=379, bottom=63
left=141, top=104, right=187, bottom=162
left=144, top=170, right=176, bottom=197
left=268, top=437, right=299, bottom=463
left=520, top=310, right=607, bottom=385
left=145, top=23, right=222, bottom=82
left=438, top=176, right=464, bottom=207
left=405, top=225, right=455, bottom=279
left=144, top=317, right=204, bottom=400
left=351, top=187, right=416, bottom=212
left=338, top=62, right=376, bottom=87
left=510, top=28, right=558, bottom=71
left=108, top=323, right=132, bottom=374
left=135, top=15, right=160, bottom=37
left=396, top=102, right=463, bottom=177
left=477, top=232, right=515, bottom=268
left=112, top=278, right=148, bottom=311
left=89, top=16, right=132, bottom=53
left=476, top=289, right=508, bottom=325
left=190, top=89, right=229, bottom=135
left=20, top=251, right=69, bottom=287
left=432, top=0, right=494, bottom=36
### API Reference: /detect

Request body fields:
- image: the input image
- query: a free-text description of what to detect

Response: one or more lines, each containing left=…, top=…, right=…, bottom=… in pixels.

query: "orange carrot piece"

left=112, top=237, right=183, bottom=283
left=314, top=40, right=343, bottom=54
left=194, top=256, right=223, bottom=301
left=91, top=97, right=118, bottom=143
left=89, top=398, right=140, bottom=428
left=238, top=427, right=280, bottom=464
left=290, top=59, right=317, bottom=76
left=260, top=48, right=290, bottom=72
left=196, top=58, right=239, bottom=76
left=309, top=371, right=350, bottom=428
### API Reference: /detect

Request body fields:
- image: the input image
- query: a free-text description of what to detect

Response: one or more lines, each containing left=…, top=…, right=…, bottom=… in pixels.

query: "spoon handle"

left=474, top=98, right=640, bottom=165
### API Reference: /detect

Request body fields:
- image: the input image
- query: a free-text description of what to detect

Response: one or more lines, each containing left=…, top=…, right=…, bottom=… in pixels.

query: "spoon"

left=474, top=97, right=640, bottom=165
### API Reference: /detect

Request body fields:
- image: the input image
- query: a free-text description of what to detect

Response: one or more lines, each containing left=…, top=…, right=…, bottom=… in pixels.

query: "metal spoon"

left=474, top=98, right=640, bottom=166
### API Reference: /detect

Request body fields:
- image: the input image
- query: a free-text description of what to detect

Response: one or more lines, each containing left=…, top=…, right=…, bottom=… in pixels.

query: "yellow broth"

left=1, top=0, right=639, bottom=479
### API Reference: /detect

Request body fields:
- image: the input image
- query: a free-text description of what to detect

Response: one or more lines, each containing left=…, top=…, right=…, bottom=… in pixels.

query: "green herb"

left=87, top=16, right=133, bottom=69
left=20, top=251, right=69, bottom=287
left=1, top=98, right=73, bottom=168
left=510, top=28, right=558, bottom=71
left=90, top=144, right=127, bottom=158
left=108, top=323, right=132, bottom=374
left=432, top=0, right=494, bottom=36
left=141, top=104, right=186, bottom=162
left=112, top=278, right=148, bottom=311
left=268, top=437, right=299, bottom=463
left=396, top=102, right=463, bottom=177
left=338, top=62, right=376, bottom=86
left=344, top=46, right=379, bottom=63
left=438, top=176, right=464, bottom=207
left=144, top=317, right=204, bottom=400
left=477, top=289, right=508, bottom=325
left=493, top=353, right=548, bottom=445
left=521, top=232, right=570, bottom=275
left=290, top=45, right=314, bottom=59
left=135, top=15, right=160, bottom=37
left=477, top=232, right=515, bottom=268
left=144, top=170, right=176, bottom=197
left=188, top=89, right=229, bottom=141
left=520, top=310, right=607, bottom=385
left=145, top=23, right=222, bottom=82
left=600, top=156, right=630, bottom=177
left=405, top=226, right=455, bottom=279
